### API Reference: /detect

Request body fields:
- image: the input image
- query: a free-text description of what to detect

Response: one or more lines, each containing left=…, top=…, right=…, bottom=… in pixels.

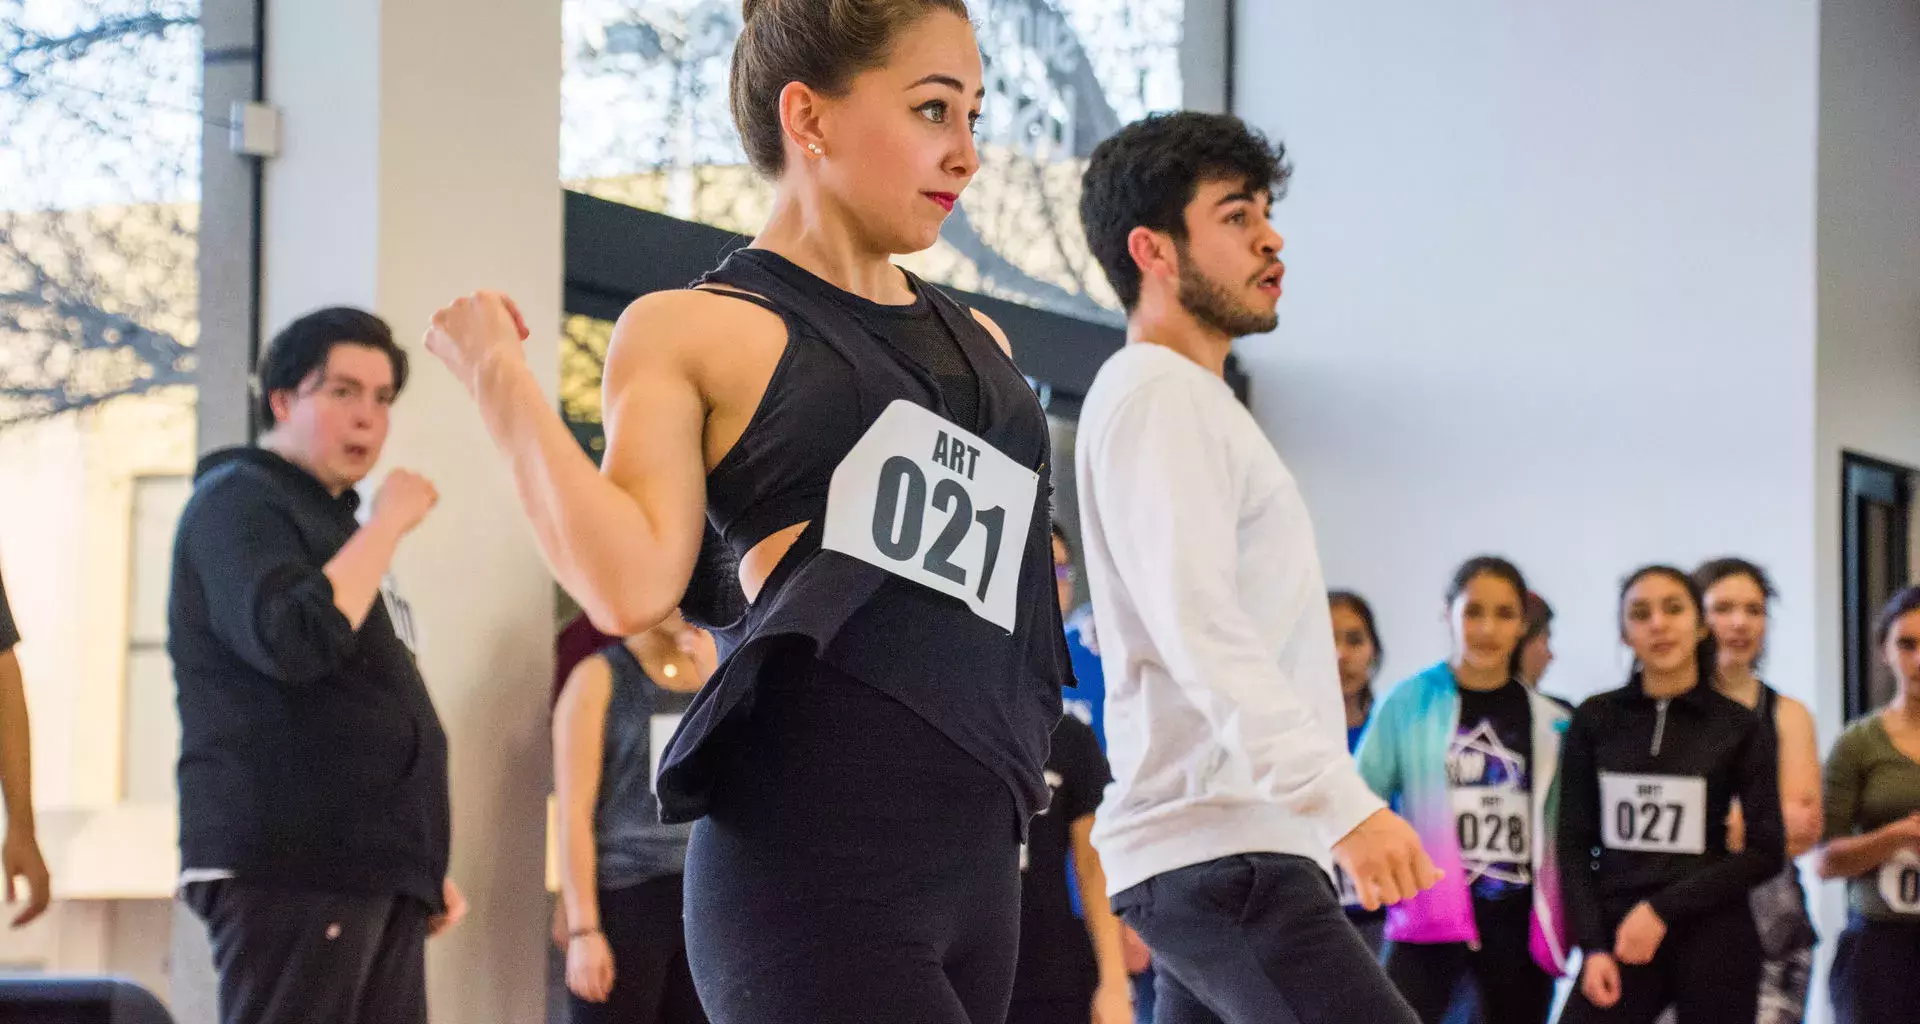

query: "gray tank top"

left=594, top=643, right=695, bottom=889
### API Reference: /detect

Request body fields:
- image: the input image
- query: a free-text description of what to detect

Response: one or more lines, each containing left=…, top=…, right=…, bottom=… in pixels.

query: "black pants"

left=1558, top=902, right=1762, bottom=1024
left=570, top=874, right=706, bottom=1024
left=1831, top=917, right=1920, bottom=1024
left=682, top=657, right=1022, bottom=1023
left=1383, top=897, right=1554, bottom=1024
left=1005, top=997, right=1092, bottom=1024
left=182, top=879, right=428, bottom=1024
left=1112, top=853, right=1420, bottom=1024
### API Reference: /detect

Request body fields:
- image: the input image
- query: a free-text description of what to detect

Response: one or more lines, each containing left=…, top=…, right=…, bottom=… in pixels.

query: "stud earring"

left=807, top=142, right=824, bottom=157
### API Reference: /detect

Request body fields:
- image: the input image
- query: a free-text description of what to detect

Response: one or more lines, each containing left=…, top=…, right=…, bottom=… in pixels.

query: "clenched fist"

left=1332, top=808, right=1443, bottom=911
left=424, top=290, right=531, bottom=393
left=372, top=469, right=439, bottom=534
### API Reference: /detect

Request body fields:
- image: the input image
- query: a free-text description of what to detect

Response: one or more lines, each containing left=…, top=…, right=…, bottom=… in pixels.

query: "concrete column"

left=199, top=1, right=564, bottom=1020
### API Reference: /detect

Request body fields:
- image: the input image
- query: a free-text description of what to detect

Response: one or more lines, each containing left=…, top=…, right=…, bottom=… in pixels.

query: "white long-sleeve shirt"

left=1075, top=343, right=1384, bottom=895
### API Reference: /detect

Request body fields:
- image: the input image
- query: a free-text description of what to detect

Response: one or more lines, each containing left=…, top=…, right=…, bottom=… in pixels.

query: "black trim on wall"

left=1843, top=451, right=1915, bottom=721
left=563, top=190, right=1124, bottom=399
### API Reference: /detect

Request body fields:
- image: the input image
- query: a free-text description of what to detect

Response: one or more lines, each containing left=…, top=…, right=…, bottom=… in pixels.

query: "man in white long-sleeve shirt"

left=1074, top=111, right=1438, bottom=1024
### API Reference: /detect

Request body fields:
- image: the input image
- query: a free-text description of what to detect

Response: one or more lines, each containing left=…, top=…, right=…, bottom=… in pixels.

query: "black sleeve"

left=1556, top=706, right=1609, bottom=953
left=1055, top=716, right=1111, bottom=824
left=0, top=566, right=18, bottom=654
left=185, top=482, right=359, bottom=684
left=1647, top=712, right=1786, bottom=925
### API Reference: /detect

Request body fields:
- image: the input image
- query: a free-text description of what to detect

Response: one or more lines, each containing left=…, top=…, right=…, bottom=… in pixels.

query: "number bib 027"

left=1599, top=772, right=1707, bottom=855
left=1879, top=849, right=1920, bottom=914
left=823, top=401, right=1038, bottom=632
left=1452, top=786, right=1531, bottom=864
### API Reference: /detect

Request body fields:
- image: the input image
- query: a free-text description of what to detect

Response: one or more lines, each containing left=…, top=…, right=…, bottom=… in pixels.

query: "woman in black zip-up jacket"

left=1557, top=565, right=1784, bottom=1024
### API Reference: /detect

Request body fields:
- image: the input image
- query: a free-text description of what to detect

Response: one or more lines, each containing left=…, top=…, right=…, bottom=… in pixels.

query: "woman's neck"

left=1451, top=658, right=1509, bottom=692
left=1713, top=662, right=1763, bottom=710
left=1642, top=662, right=1700, bottom=700
left=1887, top=692, right=1920, bottom=730
left=632, top=633, right=703, bottom=694
left=1344, top=690, right=1370, bottom=729
left=755, top=186, right=912, bottom=304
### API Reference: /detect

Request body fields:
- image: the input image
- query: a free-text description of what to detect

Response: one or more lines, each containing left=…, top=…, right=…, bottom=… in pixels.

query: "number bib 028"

left=1599, top=772, right=1707, bottom=855
left=823, top=401, right=1038, bottom=632
left=1452, top=786, right=1531, bottom=864
left=1879, top=849, right=1920, bottom=914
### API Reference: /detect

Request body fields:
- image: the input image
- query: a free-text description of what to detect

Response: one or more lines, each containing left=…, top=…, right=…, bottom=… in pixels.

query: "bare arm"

left=0, top=652, right=33, bottom=841
left=1071, top=815, right=1129, bottom=995
left=1775, top=696, right=1823, bottom=858
left=322, top=517, right=405, bottom=629
left=426, top=292, right=711, bottom=634
left=553, top=656, right=612, bottom=936
left=0, top=650, right=47, bottom=926
left=1814, top=816, right=1920, bottom=879
left=970, top=309, right=1015, bottom=358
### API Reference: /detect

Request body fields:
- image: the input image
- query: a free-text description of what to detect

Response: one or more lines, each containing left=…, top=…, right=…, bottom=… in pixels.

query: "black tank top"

left=656, top=248, right=1071, bottom=833
left=701, top=250, right=980, bottom=555
left=1751, top=682, right=1817, bottom=953
left=592, top=643, right=693, bottom=889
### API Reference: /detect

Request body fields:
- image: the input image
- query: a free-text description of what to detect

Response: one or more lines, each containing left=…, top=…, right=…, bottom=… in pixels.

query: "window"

left=1843, top=453, right=1919, bottom=721
left=561, top=0, right=1190, bottom=323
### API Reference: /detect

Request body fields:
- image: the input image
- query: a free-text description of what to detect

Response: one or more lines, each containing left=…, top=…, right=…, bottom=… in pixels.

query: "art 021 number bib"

left=1879, top=849, right=1920, bottom=914
left=1452, top=786, right=1531, bottom=863
left=1599, top=772, right=1707, bottom=855
left=824, top=401, right=1038, bottom=632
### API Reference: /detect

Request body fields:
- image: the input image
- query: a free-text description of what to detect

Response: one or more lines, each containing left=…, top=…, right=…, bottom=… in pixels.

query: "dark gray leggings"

left=1114, top=853, right=1422, bottom=1024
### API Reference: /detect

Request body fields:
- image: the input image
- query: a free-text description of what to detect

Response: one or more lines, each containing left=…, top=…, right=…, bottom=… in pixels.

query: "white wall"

left=1809, top=0, right=1920, bottom=997
left=1814, top=0, right=1920, bottom=736
left=1232, top=0, right=1820, bottom=713
left=172, top=1, right=564, bottom=1021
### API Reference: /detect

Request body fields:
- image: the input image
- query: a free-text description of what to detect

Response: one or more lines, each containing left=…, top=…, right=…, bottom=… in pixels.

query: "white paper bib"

left=1599, top=772, right=1707, bottom=855
left=823, top=401, right=1038, bottom=632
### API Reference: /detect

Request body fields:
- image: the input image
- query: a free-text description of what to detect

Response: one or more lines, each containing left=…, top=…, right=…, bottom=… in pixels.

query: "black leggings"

left=569, top=875, right=705, bottom=1024
left=1384, top=897, right=1553, bottom=1024
left=1558, top=902, right=1762, bottom=1024
left=1830, top=916, right=1920, bottom=1024
left=682, top=655, right=1022, bottom=1024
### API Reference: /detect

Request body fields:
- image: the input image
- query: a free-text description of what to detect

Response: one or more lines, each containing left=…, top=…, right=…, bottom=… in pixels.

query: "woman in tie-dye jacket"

left=1356, top=557, right=1570, bottom=1024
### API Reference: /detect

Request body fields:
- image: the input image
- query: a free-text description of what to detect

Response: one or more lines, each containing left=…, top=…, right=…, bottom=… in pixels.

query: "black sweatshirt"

left=168, top=447, right=449, bottom=909
left=1556, top=675, right=1782, bottom=952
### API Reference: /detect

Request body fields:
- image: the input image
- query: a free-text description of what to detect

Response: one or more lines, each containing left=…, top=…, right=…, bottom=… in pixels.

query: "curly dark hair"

left=1079, top=111, right=1292, bottom=311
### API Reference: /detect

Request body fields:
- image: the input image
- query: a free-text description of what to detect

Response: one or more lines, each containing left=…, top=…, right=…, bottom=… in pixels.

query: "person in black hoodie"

left=1556, top=565, right=1784, bottom=1024
left=169, top=307, right=463, bottom=1024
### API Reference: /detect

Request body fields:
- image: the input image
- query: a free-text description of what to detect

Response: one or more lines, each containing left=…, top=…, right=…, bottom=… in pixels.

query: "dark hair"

left=1050, top=521, right=1073, bottom=562
left=1328, top=590, right=1381, bottom=718
left=730, top=0, right=969, bottom=177
left=1522, top=591, right=1554, bottom=642
left=1079, top=111, right=1292, bottom=311
left=1875, top=586, right=1920, bottom=647
left=1446, top=556, right=1529, bottom=610
left=1328, top=590, right=1384, bottom=671
left=1513, top=590, right=1554, bottom=680
left=255, top=306, right=407, bottom=430
left=1619, top=564, right=1719, bottom=684
left=1693, top=557, right=1778, bottom=602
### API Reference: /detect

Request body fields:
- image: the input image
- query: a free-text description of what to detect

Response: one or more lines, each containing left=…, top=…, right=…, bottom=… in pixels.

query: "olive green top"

left=1823, top=715, right=1920, bottom=921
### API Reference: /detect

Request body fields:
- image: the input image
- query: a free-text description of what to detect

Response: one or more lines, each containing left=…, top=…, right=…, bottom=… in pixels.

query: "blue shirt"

left=1061, top=608, right=1107, bottom=751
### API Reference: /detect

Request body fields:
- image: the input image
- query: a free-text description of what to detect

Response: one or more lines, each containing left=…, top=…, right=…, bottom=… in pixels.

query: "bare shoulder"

left=969, top=307, right=1013, bottom=358
left=556, top=654, right=614, bottom=717
left=1775, top=693, right=1817, bottom=734
left=607, top=288, right=785, bottom=371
